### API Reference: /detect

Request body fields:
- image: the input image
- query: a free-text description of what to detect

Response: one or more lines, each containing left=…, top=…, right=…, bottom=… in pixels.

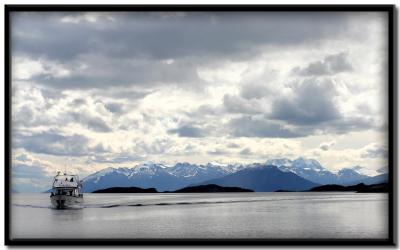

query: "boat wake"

left=13, top=193, right=380, bottom=210
left=13, top=198, right=268, bottom=210
left=12, top=197, right=314, bottom=209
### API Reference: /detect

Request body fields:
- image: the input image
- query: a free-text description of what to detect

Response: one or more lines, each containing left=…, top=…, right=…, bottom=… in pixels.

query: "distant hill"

left=201, top=165, right=319, bottom=192
left=92, top=184, right=252, bottom=193
left=343, top=173, right=388, bottom=186
left=92, top=186, right=158, bottom=193
left=172, top=184, right=253, bottom=193
left=308, top=183, right=388, bottom=193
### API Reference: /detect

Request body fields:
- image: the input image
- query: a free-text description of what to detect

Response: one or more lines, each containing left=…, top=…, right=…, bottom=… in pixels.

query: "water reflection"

left=51, top=208, right=83, bottom=221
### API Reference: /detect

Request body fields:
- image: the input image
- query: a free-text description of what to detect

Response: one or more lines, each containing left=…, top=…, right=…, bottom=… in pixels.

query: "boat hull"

left=50, top=194, right=83, bottom=209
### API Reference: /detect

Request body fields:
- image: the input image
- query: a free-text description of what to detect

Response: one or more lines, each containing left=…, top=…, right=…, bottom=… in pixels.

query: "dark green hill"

left=172, top=184, right=253, bottom=193
left=92, top=186, right=158, bottom=193
left=309, top=183, right=388, bottom=193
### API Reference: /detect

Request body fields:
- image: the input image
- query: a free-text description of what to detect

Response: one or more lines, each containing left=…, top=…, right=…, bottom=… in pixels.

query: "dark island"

left=93, top=183, right=387, bottom=193
left=92, top=184, right=254, bottom=193
left=171, top=184, right=254, bottom=193
left=92, top=187, right=158, bottom=193
left=308, top=183, right=388, bottom=193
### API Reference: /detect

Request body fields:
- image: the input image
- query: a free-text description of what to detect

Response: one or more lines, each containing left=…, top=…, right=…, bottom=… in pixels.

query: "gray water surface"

left=10, top=192, right=388, bottom=239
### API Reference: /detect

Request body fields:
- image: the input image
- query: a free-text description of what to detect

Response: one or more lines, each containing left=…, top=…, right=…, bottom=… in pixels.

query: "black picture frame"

left=4, top=4, right=396, bottom=246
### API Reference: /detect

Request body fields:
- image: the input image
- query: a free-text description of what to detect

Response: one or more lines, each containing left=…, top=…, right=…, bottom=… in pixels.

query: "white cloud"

left=12, top=57, right=70, bottom=81
left=60, top=13, right=115, bottom=24
left=10, top=11, right=389, bottom=184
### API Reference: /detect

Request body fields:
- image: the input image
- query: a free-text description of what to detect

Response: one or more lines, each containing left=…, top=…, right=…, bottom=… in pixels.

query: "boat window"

left=70, top=178, right=74, bottom=182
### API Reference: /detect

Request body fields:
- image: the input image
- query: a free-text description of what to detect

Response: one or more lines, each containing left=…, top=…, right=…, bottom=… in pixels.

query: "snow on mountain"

left=82, top=167, right=131, bottom=184
left=201, top=164, right=319, bottom=192
left=266, top=157, right=368, bottom=185
left=266, top=158, right=293, bottom=169
left=81, top=158, right=378, bottom=192
left=129, top=163, right=168, bottom=177
left=82, top=164, right=183, bottom=192
left=335, top=167, right=369, bottom=184
left=168, top=163, right=209, bottom=178
left=82, top=162, right=239, bottom=192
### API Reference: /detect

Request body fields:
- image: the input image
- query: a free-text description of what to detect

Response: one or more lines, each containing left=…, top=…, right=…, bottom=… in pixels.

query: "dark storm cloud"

left=69, top=112, right=112, bottom=133
left=227, top=112, right=377, bottom=139
left=15, top=153, right=30, bottom=162
left=227, top=142, right=241, bottom=148
left=319, top=141, right=335, bottom=151
left=324, top=115, right=378, bottom=135
left=12, top=105, right=35, bottom=127
left=28, top=57, right=203, bottom=90
left=186, top=75, right=378, bottom=139
left=12, top=12, right=355, bottom=90
left=229, top=116, right=304, bottom=138
left=12, top=163, right=53, bottom=192
left=12, top=130, right=92, bottom=156
left=293, top=52, right=353, bottom=76
left=86, top=154, right=144, bottom=164
left=168, top=125, right=206, bottom=138
left=12, top=12, right=351, bottom=60
left=320, top=144, right=330, bottom=151
left=377, top=166, right=388, bottom=174
left=12, top=163, right=49, bottom=179
left=104, top=102, right=123, bottom=114
left=40, top=87, right=66, bottom=100
left=71, top=98, right=87, bottom=107
left=240, top=82, right=272, bottom=100
left=270, top=78, right=340, bottom=125
left=134, top=138, right=174, bottom=155
left=239, top=148, right=252, bottom=155
left=102, top=89, right=151, bottom=100
left=361, top=145, right=388, bottom=159
left=87, top=118, right=112, bottom=132
left=207, top=148, right=229, bottom=155
left=223, top=94, right=261, bottom=114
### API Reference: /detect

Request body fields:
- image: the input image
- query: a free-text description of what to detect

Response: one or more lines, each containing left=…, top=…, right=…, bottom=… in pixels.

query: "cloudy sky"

left=11, top=11, right=389, bottom=191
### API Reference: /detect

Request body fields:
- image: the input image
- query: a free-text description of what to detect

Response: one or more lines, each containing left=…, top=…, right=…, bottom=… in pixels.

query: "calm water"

left=10, top=192, right=388, bottom=239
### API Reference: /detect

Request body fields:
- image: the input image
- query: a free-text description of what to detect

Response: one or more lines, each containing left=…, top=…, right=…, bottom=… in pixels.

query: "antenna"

left=64, top=158, right=67, bottom=175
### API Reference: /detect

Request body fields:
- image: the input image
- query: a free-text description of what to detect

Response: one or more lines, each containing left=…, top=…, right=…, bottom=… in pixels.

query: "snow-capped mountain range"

left=267, top=157, right=371, bottom=185
left=81, top=157, right=385, bottom=192
left=82, top=162, right=244, bottom=192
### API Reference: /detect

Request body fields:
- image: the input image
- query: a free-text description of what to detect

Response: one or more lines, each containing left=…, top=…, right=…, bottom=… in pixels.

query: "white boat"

left=50, top=171, right=83, bottom=209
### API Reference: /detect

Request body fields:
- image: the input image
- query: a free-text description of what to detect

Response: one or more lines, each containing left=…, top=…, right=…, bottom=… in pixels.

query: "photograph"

left=5, top=5, right=394, bottom=245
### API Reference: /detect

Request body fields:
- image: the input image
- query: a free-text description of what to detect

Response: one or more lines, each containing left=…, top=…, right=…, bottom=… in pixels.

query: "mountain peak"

left=207, top=161, right=228, bottom=167
left=338, top=167, right=360, bottom=175
left=292, top=157, right=323, bottom=170
left=202, top=164, right=318, bottom=192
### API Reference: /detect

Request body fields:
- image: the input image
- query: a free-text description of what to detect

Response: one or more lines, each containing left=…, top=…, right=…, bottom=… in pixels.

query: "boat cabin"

left=51, top=172, right=83, bottom=197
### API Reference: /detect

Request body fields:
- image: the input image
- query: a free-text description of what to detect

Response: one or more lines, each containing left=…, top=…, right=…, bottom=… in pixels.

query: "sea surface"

left=10, top=192, right=388, bottom=239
